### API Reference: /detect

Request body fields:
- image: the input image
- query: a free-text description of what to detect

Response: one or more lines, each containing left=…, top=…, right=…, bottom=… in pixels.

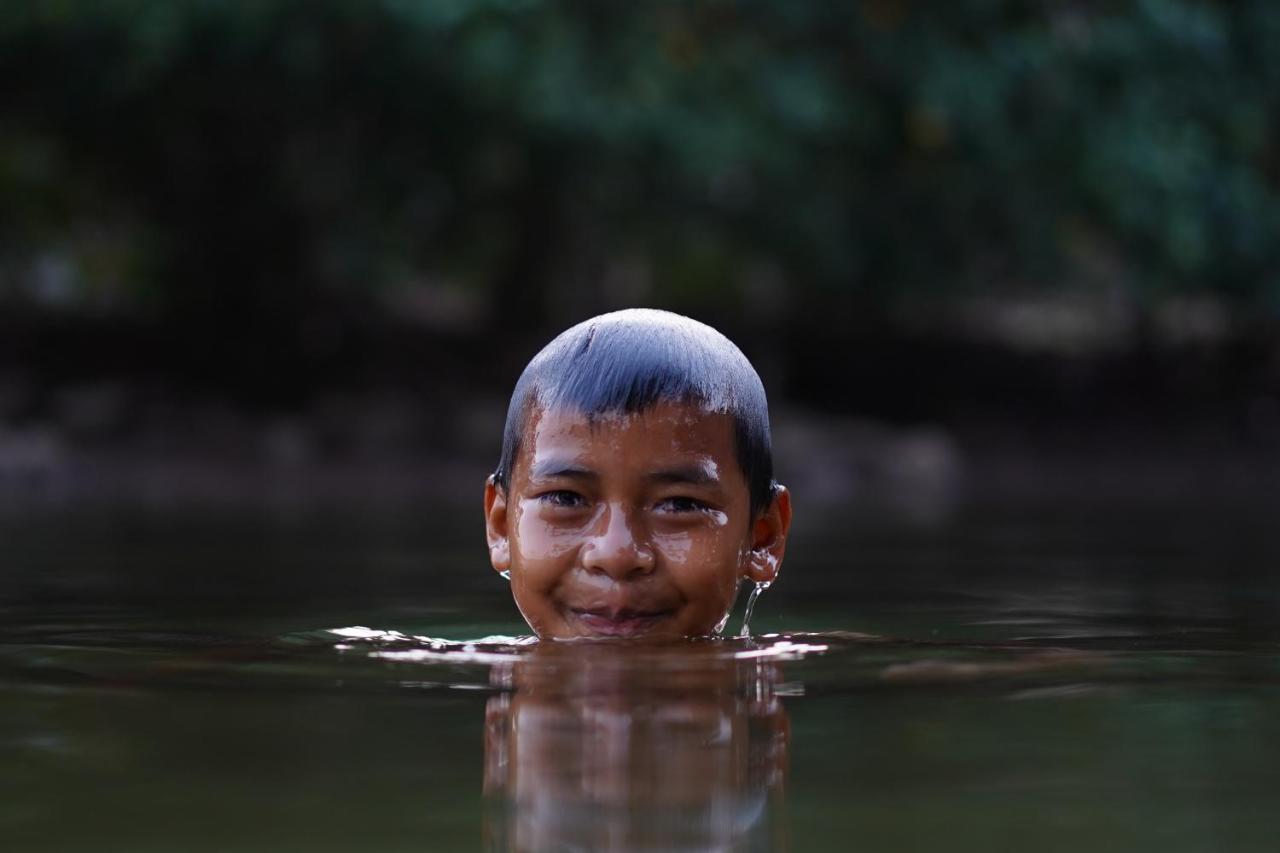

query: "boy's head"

left=484, top=309, right=792, bottom=639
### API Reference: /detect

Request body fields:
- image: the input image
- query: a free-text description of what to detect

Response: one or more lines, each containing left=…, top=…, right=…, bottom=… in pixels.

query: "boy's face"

left=484, top=401, right=790, bottom=639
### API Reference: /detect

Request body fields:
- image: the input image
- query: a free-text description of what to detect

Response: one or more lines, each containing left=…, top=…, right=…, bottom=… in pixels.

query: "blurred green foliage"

left=1, top=0, right=1279, bottom=351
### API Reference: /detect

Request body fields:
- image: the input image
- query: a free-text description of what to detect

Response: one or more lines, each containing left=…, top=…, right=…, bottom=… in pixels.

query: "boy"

left=483, top=309, right=792, bottom=639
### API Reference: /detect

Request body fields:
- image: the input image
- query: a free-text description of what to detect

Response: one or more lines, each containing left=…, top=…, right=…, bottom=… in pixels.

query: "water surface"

left=1, top=497, right=1277, bottom=851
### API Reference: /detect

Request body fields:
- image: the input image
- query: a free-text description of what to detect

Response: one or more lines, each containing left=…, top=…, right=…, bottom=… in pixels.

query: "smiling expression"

left=484, top=401, right=789, bottom=639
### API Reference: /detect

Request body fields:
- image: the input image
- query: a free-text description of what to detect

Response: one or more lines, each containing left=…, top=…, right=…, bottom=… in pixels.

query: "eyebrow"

left=646, top=465, right=720, bottom=487
left=528, top=460, right=721, bottom=486
left=529, top=461, right=598, bottom=481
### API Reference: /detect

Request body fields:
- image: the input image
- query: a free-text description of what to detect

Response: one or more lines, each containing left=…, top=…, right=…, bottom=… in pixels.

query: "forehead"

left=516, top=401, right=739, bottom=474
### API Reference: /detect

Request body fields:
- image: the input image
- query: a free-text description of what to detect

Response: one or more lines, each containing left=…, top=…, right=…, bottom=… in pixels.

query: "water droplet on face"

left=738, top=581, right=771, bottom=639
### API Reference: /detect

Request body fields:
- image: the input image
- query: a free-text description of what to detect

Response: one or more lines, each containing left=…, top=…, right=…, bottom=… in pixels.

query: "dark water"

left=2, top=497, right=1278, bottom=852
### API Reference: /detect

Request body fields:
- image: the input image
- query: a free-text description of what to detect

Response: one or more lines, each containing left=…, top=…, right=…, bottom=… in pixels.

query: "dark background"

left=2, top=0, right=1279, bottom=509
left=3, top=11, right=1279, bottom=851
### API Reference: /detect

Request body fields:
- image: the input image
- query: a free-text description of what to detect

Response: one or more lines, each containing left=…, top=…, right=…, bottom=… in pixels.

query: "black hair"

left=494, top=309, right=778, bottom=516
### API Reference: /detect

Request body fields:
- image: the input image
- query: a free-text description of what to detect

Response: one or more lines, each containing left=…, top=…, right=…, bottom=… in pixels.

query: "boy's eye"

left=537, top=490, right=587, bottom=509
left=655, top=496, right=710, bottom=514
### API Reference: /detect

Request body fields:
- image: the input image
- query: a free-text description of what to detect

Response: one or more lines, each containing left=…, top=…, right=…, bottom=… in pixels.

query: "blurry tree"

left=1, top=0, right=1278, bottom=400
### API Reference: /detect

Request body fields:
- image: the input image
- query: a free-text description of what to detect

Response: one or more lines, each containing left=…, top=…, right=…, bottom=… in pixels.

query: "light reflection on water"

left=479, top=640, right=790, bottom=852
left=1, top=498, right=1279, bottom=851
left=1, top=607, right=1278, bottom=851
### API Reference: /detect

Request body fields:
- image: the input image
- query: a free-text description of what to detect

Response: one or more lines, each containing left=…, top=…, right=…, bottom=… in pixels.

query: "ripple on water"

left=326, top=625, right=842, bottom=666
left=1, top=606, right=1272, bottom=698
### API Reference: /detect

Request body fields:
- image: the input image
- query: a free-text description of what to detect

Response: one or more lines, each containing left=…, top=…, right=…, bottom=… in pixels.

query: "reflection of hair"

left=494, top=309, right=777, bottom=515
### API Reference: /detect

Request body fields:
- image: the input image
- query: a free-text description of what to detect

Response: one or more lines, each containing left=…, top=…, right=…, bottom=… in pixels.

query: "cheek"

left=512, top=504, right=581, bottom=575
left=652, top=508, right=738, bottom=558
left=654, top=523, right=749, bottom=590
left=653, top=530, right=695, bottom=564
left=655, top=528, right=730, bottom=563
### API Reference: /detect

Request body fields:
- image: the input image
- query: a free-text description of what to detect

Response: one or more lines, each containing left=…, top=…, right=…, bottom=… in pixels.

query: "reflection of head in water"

left=483, top=642, right=790, bottom=852
left=483, top=310, right=793, bottom=639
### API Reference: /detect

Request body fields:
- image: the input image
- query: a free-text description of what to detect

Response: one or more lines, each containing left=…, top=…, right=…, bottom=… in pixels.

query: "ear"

left=484, top=476, right=511, bottom=573
left=744, top=485, right=792, bottom=585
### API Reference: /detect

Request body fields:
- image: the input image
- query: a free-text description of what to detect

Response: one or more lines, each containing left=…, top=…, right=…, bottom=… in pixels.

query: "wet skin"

left=484, top=401, right=792, bottom=639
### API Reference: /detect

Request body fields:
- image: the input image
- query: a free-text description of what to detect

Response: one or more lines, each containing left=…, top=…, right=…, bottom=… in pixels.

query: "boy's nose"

left=581, top=505, right=655, bottom=580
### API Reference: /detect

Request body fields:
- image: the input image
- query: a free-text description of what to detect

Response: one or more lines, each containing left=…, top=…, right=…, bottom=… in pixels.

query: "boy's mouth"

left=567, top=606, right=675, bottom=638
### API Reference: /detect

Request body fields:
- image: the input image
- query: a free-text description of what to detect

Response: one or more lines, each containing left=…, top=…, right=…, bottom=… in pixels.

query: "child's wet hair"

left=494, top=309, right=777, bottom=516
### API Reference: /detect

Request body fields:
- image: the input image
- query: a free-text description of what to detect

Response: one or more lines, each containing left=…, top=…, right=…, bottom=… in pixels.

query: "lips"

left=568, top=606, right=675, bottom=638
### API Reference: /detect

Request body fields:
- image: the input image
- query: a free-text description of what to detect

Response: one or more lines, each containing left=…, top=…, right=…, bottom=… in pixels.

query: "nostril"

left=581, top=540, right=656, bottom=579
left=633, top=546, right=657, bottom=575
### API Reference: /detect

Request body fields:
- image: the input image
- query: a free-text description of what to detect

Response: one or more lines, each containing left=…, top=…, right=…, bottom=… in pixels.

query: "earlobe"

left=745, top=549, right=781, bottom=584
left=484, top=476, right=511, bottom=573
left=744, top=485, right=792, bottom=584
